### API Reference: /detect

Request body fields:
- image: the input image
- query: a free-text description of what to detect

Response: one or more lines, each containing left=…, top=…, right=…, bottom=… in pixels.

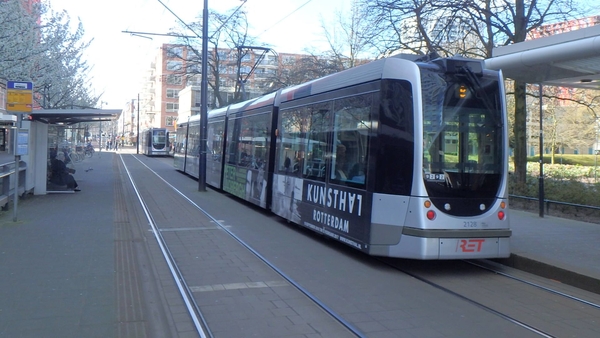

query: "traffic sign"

left=7, top=81, right=33, bottom=113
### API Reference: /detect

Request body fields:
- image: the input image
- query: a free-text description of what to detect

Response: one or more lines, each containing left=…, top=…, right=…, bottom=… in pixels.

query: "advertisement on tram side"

left=223, top=164, right=268, bottom=208
left=271, top=174, right=372, bottom=252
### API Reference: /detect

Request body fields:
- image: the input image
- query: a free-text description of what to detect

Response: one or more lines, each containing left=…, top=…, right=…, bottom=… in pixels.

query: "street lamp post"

left=99, top=101, right=107, bottom=156
left=538, top=84, right=544, bottom=218
left=136, top=93, right=140, bottom=154
left=198, top=0, right=208, bottom=192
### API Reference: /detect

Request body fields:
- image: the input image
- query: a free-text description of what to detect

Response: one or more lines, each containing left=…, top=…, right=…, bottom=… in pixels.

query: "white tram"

left=141, top=128, right=170, bottom=156
left=175, top=55, right=511, bottom=259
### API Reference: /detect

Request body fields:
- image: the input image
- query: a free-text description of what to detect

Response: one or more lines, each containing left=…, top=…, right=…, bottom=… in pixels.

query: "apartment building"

left=142, top=43, right=310, bottom=133
left=529, top=15, right=600, bottom=39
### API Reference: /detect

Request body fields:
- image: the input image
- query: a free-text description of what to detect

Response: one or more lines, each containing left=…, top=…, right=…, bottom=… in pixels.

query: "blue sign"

left=8, top=81, right=33, bottom=90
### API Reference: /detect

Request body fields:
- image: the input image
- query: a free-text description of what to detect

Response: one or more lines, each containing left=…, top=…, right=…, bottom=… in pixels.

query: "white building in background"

left=177, top=86, right=202, bottom=123
left=139, top=43, right=311, bottom=134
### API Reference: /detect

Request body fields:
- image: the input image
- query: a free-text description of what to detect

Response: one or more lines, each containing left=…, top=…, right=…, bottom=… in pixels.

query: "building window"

left=187, top=63, right=200, bottom=73
left=217, top=50, right=229, bottom=59
left=166, top=88, right=179, bottom=98
left=166, top=103, right=179, bottom=112
left=167, top=46, right=183, bottom=58
left=166, top=116, right=177, bottom=127
left=282, top=55, right=296, bottom=64
left=188, top=75, right=201, bottom=86
left=166, top=74, right=182, bottom=85
left=167, top=60, right=183, bottom=71
left=240, top=66, right=251, bottom=74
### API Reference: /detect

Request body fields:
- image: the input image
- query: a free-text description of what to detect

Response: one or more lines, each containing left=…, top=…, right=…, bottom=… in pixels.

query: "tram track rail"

left=378, top=257, right=600, bottom=337
left=119, top=154, right=212, bottom=338
left=465, top=260, right=600, bottom=310
left=120, top=154, right=600, bottom=337
left=119, top=154, right=363, bottom=338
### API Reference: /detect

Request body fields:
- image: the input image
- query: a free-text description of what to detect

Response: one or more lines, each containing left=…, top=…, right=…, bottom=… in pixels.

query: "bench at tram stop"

left=0, top=159, right=28, bottom=209
left=46, top=182, right=75, bottom=194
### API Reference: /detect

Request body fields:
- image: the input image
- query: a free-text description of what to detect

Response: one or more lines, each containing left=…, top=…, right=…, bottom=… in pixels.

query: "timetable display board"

left=7, top=81, right=33, bottom=113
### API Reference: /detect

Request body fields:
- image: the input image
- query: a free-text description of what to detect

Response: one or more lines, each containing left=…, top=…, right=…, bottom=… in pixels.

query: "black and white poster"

left=272, top=174, right=372, bottom=252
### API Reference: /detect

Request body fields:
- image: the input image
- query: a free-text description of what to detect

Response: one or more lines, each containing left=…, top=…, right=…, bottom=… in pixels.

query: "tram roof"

left=29, top=109, right=121, bottom=125
left=485, top=25, right=600, bottom=89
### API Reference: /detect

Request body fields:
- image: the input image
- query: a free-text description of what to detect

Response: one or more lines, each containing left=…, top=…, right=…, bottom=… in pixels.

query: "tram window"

left=226, top=118, right=238, bottom=164
left=153, top=130, right=166, bottom=146
left=278, top=107, right=307, bottom=176
left=304, top=104, right=331, bottom=181
left=375, top=80, right=414, bottom=195
left=207, top=121, right=225, bottom=161
left=227, top=113, right=270, bottom=169
left=188, top=124, right=200, bottom=157
left=279, top=103, right=330, bottom=181
left=330, top=94, right=372, bottom=186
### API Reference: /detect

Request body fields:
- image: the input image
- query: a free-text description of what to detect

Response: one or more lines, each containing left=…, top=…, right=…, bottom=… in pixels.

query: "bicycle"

left=65, top=146, right=83, bottom=163
left=84, top=143, right=94, bottom=158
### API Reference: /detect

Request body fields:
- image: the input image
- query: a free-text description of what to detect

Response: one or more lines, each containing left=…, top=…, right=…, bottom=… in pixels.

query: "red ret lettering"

left=458, top=239, right=485, bottom=252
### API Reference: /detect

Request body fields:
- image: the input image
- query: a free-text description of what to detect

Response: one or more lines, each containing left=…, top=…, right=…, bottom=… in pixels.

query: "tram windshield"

left=420, top=63, right=504, bottom=203
left=152, top=129, right=167, bottom=149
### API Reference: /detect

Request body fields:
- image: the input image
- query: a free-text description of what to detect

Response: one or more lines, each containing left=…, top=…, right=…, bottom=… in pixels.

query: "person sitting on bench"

left=50, top=151, right=80, bottom=191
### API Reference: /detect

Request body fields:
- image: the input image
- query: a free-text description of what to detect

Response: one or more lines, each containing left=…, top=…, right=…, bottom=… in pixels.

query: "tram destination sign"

left=6, top=81, right=33, bottom=113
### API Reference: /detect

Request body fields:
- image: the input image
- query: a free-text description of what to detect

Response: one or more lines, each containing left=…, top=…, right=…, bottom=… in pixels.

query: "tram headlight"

left=426, top=210, right=436, bottom=220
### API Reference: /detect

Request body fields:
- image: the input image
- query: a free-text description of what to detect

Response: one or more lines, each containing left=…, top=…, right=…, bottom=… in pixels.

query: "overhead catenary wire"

left=154, top=0, right=248, bottom=40
left=255, top=0, right=314, bottom=38
left=155, top=0, right=316, bottom=43
left=155, top=0, right=202, bottom=39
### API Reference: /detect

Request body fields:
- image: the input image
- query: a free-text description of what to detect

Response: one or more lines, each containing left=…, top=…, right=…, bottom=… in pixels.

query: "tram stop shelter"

left=485, top=24, right=600, bottom=216
left=485, top=25, right=600, bottom=88
left=23, top=109, right=120, bottom=195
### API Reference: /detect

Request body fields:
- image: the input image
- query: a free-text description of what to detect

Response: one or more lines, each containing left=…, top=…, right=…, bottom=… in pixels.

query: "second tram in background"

left=175, top=54, right=511, bottom=260
left=141, top=128, right=170, bottom=156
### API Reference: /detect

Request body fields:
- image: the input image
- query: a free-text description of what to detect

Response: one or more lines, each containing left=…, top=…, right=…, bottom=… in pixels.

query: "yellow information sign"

left=7, top=81, right=33, bottom=113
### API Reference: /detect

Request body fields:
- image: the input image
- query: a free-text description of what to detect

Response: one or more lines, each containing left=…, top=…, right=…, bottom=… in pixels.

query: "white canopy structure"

left=485, top=24, right=600, bottom=217
left=485, top=25, right=600, bottom=89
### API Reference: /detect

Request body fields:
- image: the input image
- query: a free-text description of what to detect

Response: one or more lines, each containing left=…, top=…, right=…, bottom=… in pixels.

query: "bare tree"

left=360, top=0, right=477, bottom=57
left=171, top=7, right=257, bottom=107
left=262, top=53, right=345, bottom=90
left=320, top=1, right=378, bottom=67
left=362, top=0, right=589, bottom=192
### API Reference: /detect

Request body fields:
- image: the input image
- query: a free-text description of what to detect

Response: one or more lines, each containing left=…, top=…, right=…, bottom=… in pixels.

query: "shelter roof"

left=29, top=109, right=121, bottom=125
left=485, top=25, right=600, bottom=89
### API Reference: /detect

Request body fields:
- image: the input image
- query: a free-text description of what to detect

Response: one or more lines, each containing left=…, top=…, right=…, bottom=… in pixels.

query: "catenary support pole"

left=198, top=0, right=208, bottom=191
left=539, top=84, right=544, bottom=218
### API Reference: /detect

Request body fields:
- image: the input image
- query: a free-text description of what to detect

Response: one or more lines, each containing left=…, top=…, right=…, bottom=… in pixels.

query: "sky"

left=49, top=0, right=349, bottom=110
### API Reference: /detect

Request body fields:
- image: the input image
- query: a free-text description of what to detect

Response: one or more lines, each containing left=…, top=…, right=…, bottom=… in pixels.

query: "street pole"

left=538, top=84, right=544, bottom=218
left=99, top=101, right=106, bottom=158
left=198, top=0, right=208, bottom=192
left=136, top=93, right=140, bottom=154
left=12, top=114, right=21, bottom=222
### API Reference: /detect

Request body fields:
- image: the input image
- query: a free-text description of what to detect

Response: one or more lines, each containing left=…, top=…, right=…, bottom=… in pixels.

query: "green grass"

left=526, top=154, right=600, bottom=166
